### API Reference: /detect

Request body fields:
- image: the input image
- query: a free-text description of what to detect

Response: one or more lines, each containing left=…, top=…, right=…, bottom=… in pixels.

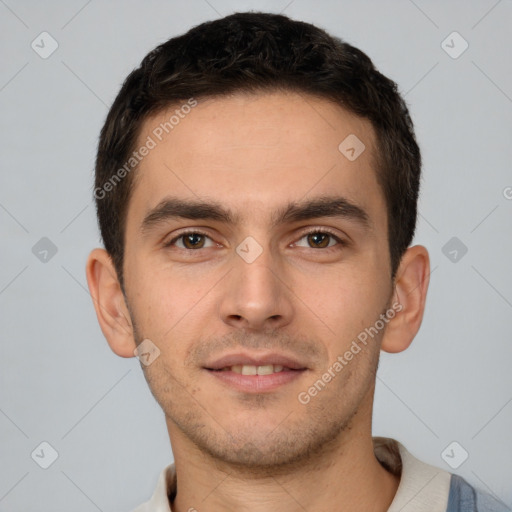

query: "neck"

left=167, top=395, right=400, bottom=512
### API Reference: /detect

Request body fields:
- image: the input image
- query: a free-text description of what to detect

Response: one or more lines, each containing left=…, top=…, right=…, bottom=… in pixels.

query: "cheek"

left=304, top=273, right=390, bottom=373
left=128, top=263, right=218, bottom=352
left=301, top=268, right=380, bottom=334
left=132, top=258, right=183, bottom=302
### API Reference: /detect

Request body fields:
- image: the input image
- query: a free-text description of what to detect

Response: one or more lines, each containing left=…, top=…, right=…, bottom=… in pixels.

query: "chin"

left=205, top=434, right=312, bottom=471
left=190, top=416, right=350, bottom=476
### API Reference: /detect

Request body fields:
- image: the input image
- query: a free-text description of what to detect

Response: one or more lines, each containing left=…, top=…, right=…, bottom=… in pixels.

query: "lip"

left=204, top=351, right=308, bottom=371
left=206, top=368, right=306, bottom=393
left=203, top=351, right=308, bottom=393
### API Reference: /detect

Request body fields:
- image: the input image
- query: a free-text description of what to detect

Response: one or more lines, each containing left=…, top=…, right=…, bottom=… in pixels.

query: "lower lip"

left=205, top=369, right=306, bottom=392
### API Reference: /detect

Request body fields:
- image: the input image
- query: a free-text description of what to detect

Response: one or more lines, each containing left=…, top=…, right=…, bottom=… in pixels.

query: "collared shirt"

left=131, top=437, right=508, bottom=511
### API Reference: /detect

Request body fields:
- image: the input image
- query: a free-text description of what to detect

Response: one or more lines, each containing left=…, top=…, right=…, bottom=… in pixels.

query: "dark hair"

left=94, top=11, right=421, bottom=289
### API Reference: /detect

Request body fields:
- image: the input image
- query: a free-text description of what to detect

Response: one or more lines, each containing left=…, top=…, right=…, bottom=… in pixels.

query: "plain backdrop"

left=1, top=0, right=511, bottom=510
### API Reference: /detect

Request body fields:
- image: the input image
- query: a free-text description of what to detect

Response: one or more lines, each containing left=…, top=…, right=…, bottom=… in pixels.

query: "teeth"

left=257, top=365, right=274, bottom=375
left=242, top=365, right=257, bottom=375
left=228, top=364, right=285, bottom=375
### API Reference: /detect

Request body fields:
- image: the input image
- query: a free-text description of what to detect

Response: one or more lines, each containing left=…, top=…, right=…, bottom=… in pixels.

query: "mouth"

left=203, top=353, right=308, bottom=392
left=212, top=364, right=289, bottom=375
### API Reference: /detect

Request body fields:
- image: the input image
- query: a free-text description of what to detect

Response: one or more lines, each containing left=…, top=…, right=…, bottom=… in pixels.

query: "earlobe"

left=85, top=248, right=136, bottom=358
left=380, top=245, right=430, bottom=354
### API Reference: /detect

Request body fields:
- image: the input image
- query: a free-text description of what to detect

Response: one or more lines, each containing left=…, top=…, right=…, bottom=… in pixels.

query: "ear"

left=380, top=245, right=430, bottom=354
left=85, top=248, right=136, bottom=358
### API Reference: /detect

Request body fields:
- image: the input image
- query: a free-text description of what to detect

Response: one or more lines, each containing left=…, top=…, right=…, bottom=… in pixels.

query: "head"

left=87, top=12, right=429, bottom=471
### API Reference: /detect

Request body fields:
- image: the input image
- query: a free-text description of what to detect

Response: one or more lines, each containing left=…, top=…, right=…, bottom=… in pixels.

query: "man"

left=85, top=11, right=507, bottom=512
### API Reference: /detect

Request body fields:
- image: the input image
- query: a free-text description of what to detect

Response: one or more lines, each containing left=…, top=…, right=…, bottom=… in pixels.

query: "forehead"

left=127, top=91, right=386, bottom=233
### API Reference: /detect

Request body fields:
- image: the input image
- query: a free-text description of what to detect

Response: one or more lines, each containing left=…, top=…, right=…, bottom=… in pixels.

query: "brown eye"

left=165, top=231, right=214, bottom=250
left=307, top=232, right=331, bottom=248
left=181, top=233, right=206, bottom=249
left=295, top=230, right=343, bottom=250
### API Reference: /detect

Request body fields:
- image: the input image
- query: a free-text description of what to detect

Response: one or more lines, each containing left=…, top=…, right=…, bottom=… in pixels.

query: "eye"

left=294, top=229, right=346, bottom=250
left=164, top=230, right=216, bottom=250
left=163, top=228, right=346, bottom=252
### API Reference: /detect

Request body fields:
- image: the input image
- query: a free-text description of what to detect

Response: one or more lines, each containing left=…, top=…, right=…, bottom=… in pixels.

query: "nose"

left=218, top=242, right=294, bottom=332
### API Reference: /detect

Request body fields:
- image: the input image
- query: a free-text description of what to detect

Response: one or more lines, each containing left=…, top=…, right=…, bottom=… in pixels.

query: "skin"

left=86, top=90, right=430, bottom=511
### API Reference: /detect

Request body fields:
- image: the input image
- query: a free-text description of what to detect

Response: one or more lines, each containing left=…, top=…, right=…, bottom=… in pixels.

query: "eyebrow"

left=140, top=195, right=373, bottom=234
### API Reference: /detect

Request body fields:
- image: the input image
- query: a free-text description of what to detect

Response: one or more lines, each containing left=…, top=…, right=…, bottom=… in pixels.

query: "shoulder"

left=130, top=463, right=176, bottom=512
left=374, top=437, right=510, bottom=512
left=447, top=473, right=510, bottom=512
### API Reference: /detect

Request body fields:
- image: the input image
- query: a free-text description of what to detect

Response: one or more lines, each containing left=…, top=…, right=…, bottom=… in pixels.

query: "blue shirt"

left=447, top=474, right=510, bottom=511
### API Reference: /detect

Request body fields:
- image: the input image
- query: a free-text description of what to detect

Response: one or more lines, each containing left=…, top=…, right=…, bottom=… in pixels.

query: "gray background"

left=1, top=0, right=511, bottom=510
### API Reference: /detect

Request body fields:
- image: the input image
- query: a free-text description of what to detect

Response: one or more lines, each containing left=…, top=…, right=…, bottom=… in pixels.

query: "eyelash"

left=164, top=228, right=347, bottom=252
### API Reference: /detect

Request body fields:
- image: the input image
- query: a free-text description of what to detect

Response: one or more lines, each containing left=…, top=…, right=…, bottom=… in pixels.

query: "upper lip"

left=204, top=351, right=308, bottom=371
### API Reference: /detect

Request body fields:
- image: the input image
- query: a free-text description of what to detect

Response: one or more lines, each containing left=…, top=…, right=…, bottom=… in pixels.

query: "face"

left=122, top=91, right=395, bottom=469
